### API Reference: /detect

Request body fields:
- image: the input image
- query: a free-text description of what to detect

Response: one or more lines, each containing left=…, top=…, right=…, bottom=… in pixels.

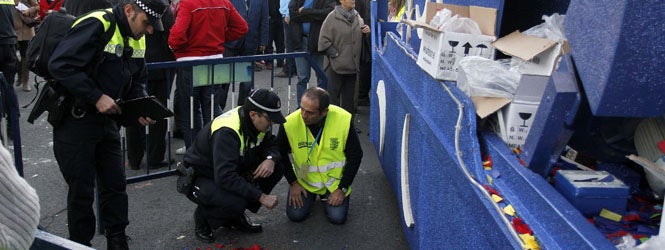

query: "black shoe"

left=148, top=158, right=175, bottom=169
left=194, top=207, right=214, bottom=243
left=230, top=213, right=263, bottom=233
left=105, top=231, right=130, bottom=250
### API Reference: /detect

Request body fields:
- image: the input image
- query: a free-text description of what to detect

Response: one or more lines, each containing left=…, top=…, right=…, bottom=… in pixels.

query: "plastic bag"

left=429, top=8, right=481, bottom=35
left=523, top=13, right=566, bottom=42
left=457, top=56, right=520, bottom=99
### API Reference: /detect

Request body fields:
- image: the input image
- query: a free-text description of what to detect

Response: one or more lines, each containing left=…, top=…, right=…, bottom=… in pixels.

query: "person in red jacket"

left=168, top=0, right=248, bottom=155
left=37, top=0, right=63, bottom=20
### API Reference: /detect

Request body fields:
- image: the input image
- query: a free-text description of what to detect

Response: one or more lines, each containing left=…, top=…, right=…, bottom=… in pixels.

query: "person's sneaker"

left=22, top=83, right=31, bottom=92
left=176, top=146, right=187, bottom=155
left=274, top=71, right=291, bottom=78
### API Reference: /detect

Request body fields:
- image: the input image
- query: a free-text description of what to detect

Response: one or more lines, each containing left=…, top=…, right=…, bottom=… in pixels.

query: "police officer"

left=184, top=88, right=285, bottom=243
left=276, top=87, right=363, bottom=224
left=48, top=0, right=168, bottom=248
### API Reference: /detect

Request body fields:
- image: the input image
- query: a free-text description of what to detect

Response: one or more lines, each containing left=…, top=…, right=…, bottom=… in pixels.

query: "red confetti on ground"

left=483, top=185, right=500, bottom=196
left=215, top=243, right=225, bottom=248
left=512, top=218, right=532, bottom=235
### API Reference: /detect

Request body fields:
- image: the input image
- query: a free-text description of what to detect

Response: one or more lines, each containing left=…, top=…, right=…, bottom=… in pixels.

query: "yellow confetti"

left=599, top=208, right=622, bottom=222
left=503, top=204, right=515, bottom=216
left=486, top=175, right=493, bottom=185
left=491, top=194, right=503, bottom=203
left=176, top=235, right=186, bottom=240
left=519, top=234, right=540, bottom=250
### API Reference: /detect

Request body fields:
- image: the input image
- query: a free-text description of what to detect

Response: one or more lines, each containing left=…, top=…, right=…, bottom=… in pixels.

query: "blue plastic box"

left=555, top=170, right=630, bottom=217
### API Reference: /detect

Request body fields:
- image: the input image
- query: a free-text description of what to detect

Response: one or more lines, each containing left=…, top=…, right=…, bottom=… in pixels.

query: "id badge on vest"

left=298, top=161, right=310, bottom=179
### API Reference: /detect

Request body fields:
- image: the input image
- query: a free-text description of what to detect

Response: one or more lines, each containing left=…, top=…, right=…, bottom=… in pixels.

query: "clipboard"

left=114, top=96, right=173, bottom=127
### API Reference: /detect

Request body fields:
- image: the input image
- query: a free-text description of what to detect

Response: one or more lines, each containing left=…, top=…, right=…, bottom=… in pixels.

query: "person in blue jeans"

left=287, top=0, right=334, bottom=106
left=276, top=87, right=362, bottom=224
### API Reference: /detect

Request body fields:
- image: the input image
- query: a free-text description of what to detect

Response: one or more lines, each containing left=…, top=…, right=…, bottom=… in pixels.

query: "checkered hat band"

left=135, top=0, right=162, bottom=18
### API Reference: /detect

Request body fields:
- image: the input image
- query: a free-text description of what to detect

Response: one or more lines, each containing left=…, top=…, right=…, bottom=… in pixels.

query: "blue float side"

left=371, top=32, right=518, bottom=249
left=482, top=132, right=615, bottom=249
left=521, top=55, right=580, bottom=177
left=564, top=1, right=665, bottom=117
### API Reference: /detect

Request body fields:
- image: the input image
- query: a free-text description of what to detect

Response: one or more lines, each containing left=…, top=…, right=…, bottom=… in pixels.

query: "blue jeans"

left=175, top=67, right=221, bottom=147
left=294, top=36, right=324, bottom=107
left=286, top=190, right=350, bottom=224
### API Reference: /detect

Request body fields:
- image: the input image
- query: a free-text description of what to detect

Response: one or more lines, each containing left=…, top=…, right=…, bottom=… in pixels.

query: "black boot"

left=105, top=229, right=129, bottom=250
left=194, top=206, right=214, bottom=243
left=231, top=213, right=262, bottom=233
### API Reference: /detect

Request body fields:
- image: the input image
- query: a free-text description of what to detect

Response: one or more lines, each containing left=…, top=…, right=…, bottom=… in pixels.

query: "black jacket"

left=48, top=5, right=147, bottom=107
left=287, top=0, right=334, bottom=54
left=145, top=6, right=175, bottom=81
left=62, top=0, right=112, bottom=17
left=184, top=108, right=282, bottom=202
left=0, top=3, right=17, bottom=45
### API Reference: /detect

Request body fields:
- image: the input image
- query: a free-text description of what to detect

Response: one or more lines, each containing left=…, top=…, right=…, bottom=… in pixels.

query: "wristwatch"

left=266, top=155, right=274, bottom=161
left=340, top=187, right=348, bottom=193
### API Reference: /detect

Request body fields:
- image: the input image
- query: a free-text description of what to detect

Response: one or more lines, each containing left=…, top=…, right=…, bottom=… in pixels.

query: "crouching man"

left=183, top=89, right=285, bottom=242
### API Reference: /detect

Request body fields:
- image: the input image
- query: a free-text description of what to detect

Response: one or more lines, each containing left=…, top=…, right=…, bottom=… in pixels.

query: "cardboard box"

left=493, top=31, right=568, bottom=76
left=497, top=75, right=549, bottom=148
left=406, top=2, right=497, bottom=81
left=554, top=170, right=630, bottom=216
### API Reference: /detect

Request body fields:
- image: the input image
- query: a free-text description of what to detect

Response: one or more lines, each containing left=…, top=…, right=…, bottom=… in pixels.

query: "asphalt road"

left=7, top=66, right=408, bottom=250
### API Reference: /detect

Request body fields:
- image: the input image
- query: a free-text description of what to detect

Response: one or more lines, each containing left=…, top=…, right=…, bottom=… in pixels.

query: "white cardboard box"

left=498, top=75, right=549, bottom=148
left=406, top=2, right=497, bottom=81
left=493, top=31, right=568, bottom=76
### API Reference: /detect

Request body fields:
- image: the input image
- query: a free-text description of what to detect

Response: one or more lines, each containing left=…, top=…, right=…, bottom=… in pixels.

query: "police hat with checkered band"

left=134, top=0, right=168, bottom=31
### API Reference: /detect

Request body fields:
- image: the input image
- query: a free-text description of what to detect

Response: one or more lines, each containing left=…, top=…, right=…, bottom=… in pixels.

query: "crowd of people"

left=0, top=0, right=372, bottom=248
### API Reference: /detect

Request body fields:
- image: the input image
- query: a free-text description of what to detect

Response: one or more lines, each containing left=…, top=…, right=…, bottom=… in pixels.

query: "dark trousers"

left=266, top=16, right=285, bottom=66
left=16, top=40, right=29, bottom=85
left=126, top=73, right=174, bottom=168
left=326, top=67, right=357, bottom=113
left=282, top=20, right=297, bottom=75
left=0, top=44, right=17, bottom=87
left=193, top=164, right=283, bottom=229
left=215, top=48, right=254, bottom=111
left=358, top=60, right=371, bottom=100
left=175, top=67, right=221, bottom=147
left=53, top=113, right=128, bottom=246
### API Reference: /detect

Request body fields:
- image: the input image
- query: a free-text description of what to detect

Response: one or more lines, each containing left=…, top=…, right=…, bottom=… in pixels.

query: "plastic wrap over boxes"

left=564, top=0, right=665, bottom=117
left=555, top=170, right=630, bottom=217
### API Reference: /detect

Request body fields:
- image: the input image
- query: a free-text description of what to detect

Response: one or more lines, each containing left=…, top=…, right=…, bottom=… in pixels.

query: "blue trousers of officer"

left=53, top=112, right=129, bottom=246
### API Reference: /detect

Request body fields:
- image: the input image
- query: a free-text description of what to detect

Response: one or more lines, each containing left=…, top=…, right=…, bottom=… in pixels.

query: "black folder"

left=114, top=96, right=173, bottom=127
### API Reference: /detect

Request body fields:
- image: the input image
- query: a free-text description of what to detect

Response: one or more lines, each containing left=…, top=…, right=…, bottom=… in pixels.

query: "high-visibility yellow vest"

left=0, top=0, right=14, bottom=5
left=74, top=9, right=146, bottom=59
left=210, top=107, right=265, bottom=156
left=284, top=105, right=351, bottom=195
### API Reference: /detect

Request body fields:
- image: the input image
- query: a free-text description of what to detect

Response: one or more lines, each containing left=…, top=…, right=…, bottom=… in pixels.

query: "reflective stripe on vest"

left=0, top=0, right=14, bottom=5
left=284, top=105, right=351, bottom=195
left=74, top=9, right=146, bottom=59
left=210, top=107, right=265, bottom=156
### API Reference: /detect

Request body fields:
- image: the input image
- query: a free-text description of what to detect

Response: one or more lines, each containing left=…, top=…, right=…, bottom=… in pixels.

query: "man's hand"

left=327, top=188, right=345, bottom=206
left=259, top=193, right=278, bottom=209
left=253, top=159, right=275, bottom=179
left=259, top=45, right=266, bottom=52
left=289, top=182, right=307, bottom=208
left=284, top=17, right=290, bottom=24
left=137, top=117, right=156, bottom=126
left=361, top=25, right=370, bottom=34
left=95, top=94, right=121, bottom=114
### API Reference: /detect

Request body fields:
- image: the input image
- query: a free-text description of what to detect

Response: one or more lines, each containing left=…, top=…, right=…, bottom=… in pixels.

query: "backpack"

left=26, top=9, right=117, bottom=124
left=25, top=8, right=116, bottom=80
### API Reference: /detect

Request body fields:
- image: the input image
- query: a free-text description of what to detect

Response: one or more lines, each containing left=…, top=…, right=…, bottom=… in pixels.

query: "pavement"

left=6, top=67, right=408, bottom=250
